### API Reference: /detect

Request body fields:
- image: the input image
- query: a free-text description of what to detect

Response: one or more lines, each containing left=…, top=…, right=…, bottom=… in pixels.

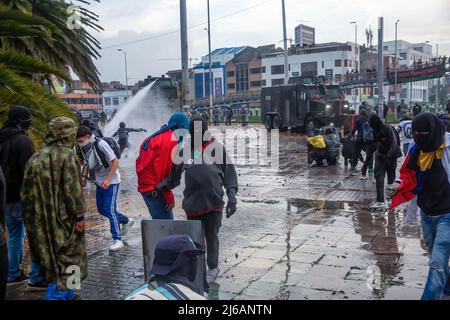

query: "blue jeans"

left=420, top=211, right=450, bottom=300
left=141, top=192, right=173, bottom=220
left=6, top=203, right=45, bottom=284
left=96, top=184, right=129, bottom=241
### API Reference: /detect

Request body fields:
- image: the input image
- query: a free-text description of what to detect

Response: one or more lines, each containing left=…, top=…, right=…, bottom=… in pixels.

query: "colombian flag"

left=390, top=146, right=418, bottom=209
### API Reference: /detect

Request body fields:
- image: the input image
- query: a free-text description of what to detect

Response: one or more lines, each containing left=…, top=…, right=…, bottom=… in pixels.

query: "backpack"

left=362, top=120, right=374, bottom=143
left=93, top=137, right=121, bottom=169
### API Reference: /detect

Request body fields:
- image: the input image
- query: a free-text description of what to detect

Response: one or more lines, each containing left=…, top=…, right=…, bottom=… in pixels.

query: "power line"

left=101, top=0, right=274, bottom=50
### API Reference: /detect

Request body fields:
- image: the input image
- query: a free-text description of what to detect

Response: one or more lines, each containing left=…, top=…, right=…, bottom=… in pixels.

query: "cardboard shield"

left=141, top=220, right=206, bottom=293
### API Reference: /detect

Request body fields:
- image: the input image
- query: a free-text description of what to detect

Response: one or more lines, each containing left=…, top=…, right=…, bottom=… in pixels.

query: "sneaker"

left=370, top=201, right=388, bottom=210
left=385, top=183, right=399, bottom=200
left=121, top=218, right=135, bottom=236
left=322, top=159, right=328, bottom=167
left=7, top=272, right=28, bottom=286
left=27, top=280, right=49, bottom=291
left=206, top=268, right=220, bottom=284
left=360, top=175, right=368, bottom=180
left=109, top=240, right=124, bottom=252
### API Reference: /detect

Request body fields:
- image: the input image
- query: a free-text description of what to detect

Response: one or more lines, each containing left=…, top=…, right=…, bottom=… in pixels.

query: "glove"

left=226, top=202, right=237, bottom=219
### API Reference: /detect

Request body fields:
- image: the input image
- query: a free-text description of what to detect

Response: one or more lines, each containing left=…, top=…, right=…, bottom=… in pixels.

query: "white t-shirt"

left=397, top=120, right=413, bottom=145
left=90, top=140, right=121, bottom=185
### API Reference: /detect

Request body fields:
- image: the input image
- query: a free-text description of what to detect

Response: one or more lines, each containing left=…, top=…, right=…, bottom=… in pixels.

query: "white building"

left=383, top=40, right=433, bottom=104
left=261, top=42, right=360, bottom=87
left=102, top=89, right=130, bottom=112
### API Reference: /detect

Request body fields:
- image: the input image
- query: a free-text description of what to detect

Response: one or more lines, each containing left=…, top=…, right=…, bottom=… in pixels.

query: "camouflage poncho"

left=21, top=117, right=87, bottom=290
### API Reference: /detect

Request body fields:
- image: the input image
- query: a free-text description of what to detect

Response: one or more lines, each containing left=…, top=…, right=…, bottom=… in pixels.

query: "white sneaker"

left=360, top=175, right=368, bottom=180
left=121, top=218, right=135, bottom=236
left=109, top=240, right=124, bottom=252
left=370, top=201, right=388, bottom=210
left=322, top=159, right=328, bottom=167
left=206, top=268, right=220, bottom=284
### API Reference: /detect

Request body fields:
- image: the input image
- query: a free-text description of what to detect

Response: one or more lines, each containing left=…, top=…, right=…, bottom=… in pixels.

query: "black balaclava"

left=369, top=114, right=383, bottom=133
left=412, top=113, right=446, bottom=152
left=7, top=105, right=32, bottom=130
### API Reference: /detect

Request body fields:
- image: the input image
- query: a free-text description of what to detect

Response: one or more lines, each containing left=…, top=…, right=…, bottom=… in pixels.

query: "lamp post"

left=394, top=19, right=399, bottom=120
left=180, top=0, right=189, bottom=109
left=350, top=21, right=358, bottom=111
left=282, top=0, right=289, bottom=85
left=207, top=0, right=213, bottom=112
left=118, top=49, right=129, bottom=98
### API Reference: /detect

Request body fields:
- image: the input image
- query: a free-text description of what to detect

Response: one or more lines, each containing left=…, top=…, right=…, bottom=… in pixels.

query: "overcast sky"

left=88, top=0, right=450, bottom=83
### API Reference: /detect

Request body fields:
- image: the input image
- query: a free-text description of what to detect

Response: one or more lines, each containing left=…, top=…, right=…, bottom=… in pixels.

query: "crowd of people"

left=0, top=106, right=238, bottom=300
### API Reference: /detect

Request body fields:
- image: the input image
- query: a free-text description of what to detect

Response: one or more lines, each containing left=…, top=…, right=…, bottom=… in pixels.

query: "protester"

left=113, top=122, right=147, bottom=155
left=240, top=105, right=249, bottom=127
left=0, top=166, right=7, bottom=300
left=0, top=106, right=46, bottom=289
left=156, top=117, right=238, bottom=284
left=213, top=107, right=220, bottom=126
left=369, top=114, right=402, bottom=209
left=398, top=99, right=409, bottom=119
left=126, top=235, right=206, bottom=300
left=82, top=119, right=103, bottom=138
left=446, top=100, right=450, bottom=114
left=341, top=137, right=363, bottom=168
left=324, top=128, right=340, bottom=165
left=413, top=104, right=422, bottom=117
left=349, top=109, right=370, bottom=173
left=397, top=117, right=413, bottom=156
left=21, top=117, right=87, bottom=300
left=136, top=112, right=190, bottom=220
left=390, top=113, right=450, bottom=300
left=76, top=125, right=134, bottom=252
left=225, top=108, right=233, bottom=126
left=307, top=130, right=328, bottom=167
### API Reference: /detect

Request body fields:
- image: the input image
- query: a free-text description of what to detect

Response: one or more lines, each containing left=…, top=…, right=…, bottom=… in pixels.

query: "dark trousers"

left=362, top=143, right=376, bottom=176
left=188, top=211, right=222, bottom=270
left=0, top=244, right=7, bottom=300
left=374, top=156, right=397, bottom=202
left=351, top=139, right=365, bottom=168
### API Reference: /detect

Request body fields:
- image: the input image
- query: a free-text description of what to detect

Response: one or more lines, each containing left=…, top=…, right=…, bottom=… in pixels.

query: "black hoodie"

left=369, top=115, right=401, bottom=159
left=0, top=126, right=35, bottom=203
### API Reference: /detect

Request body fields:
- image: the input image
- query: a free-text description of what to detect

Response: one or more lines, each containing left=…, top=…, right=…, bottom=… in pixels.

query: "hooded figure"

left=21, top=117, right=87, bottom=300
left=136, top=113, right=190, bottom=220
left=113, top=122, right=147, bottom=154
left=126, top=235, right=206, bottom=300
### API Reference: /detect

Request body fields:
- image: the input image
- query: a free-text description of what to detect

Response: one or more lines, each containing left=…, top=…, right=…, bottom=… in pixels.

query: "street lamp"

left=350, top=21, right=358, bottom=111
left=282, top=0, right=289, bottom=85
left=207, top=0, right=213, bottom=111
left=394, top=19, right=400, bottom=120
left=118, top=49, right=129, bottom=98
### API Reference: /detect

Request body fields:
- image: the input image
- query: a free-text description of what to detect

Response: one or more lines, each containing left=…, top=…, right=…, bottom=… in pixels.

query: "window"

left=399, top=52, right=407, bottom=60
left=262, top=80, right=267, bottom=86
left=271, top=65, right=284, bottom=75
left=261, top=66, right=266, bottom=73
left=344, top=59, right=353, bottom=67
left=236, top=63, right=249, bottom=92
left=321, top=61, right=324, bottom=68
left=104, top=97, right=112, bottom=106
left=383, top=45, right=389, bottom=51
left=335, top=59, right=342, bottom=67
left=250, top=68, right=261, bottom=74
left=227, top=83, right=235, bottom=90
left=113, top=97, right=119, bottom=106
left=301, top=62, right=318, bottom=76
left=227, top=71, right=235, bottom=77
left=250, top=81, right=262, bottom=88
left=271, top=78, right=284, bottom=86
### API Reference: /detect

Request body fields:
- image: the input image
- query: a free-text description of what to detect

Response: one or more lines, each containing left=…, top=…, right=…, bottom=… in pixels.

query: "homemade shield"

left=141, top=220, right=206, bottom=293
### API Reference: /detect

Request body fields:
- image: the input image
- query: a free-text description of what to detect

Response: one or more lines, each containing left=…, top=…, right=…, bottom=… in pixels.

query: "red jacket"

left=136, top=130, right=178, bottom=205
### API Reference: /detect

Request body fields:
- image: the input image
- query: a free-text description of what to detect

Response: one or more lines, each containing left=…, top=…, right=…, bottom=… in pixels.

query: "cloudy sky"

left=87, top=0, right=450, bottom=83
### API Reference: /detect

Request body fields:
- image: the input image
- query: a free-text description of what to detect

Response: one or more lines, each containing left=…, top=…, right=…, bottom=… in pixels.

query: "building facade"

left=57, top=80, right=102, bottom=111
left=102, top=89, right=129, bottom=112
left=295, top=24, right=315, bottom=47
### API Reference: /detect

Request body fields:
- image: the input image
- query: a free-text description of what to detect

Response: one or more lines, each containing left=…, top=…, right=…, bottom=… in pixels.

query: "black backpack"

left=93, top=137, right=121, bottom=169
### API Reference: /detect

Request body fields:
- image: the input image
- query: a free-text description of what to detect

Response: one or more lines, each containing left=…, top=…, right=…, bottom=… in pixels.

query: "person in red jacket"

left=136, top=112, right=190, bottom=219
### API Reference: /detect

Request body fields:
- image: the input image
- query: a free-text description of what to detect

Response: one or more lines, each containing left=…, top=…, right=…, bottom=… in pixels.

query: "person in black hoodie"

left=349, top=109, right=369, bottom=172
left=0, top=106, right=46, bottom=288
left=406, top=113, right=450, bottom=300
left=369, top=114, right=402, bottom=209
left=156, top=117, right=238, bottom=285
left=0, top=166, right=7, bottom=300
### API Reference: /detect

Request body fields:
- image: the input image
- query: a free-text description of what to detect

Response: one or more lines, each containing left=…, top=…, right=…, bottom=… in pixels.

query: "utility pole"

left=118, top=49, right=129, bottom=98
left=394, top=19, right=399, bottom=120
left=436, top=43, right=439, bottom=107
left=207, top=0, right=213, bottom=112
left=180, top=0, right=189, bottom=110
left=350, top=21, right=357, bottom=111
left=377, top=17, right=384, bottom=119
left=281, top=0, right=289, bottom=85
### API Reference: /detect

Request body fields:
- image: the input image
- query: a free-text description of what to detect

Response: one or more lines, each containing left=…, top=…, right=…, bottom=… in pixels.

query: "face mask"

left=79, top=136, right=94, bottom=148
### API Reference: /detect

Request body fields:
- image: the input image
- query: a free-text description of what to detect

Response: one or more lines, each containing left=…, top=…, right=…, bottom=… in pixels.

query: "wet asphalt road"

left=10, top=124, right=428, bottom=300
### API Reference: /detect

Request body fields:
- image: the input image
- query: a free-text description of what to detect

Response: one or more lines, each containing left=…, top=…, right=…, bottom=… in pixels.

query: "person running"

left=113, top=122, right=147, bottom=155
left=0, top=106, right=46, bottom=289
left=126, top=235, right=206, bottom=300
left=349, top=109, right=369, bottom=173
left=0, top=166, right=7, bottom=300
left=391, top=113, right=450, bottom=300
left=156, top=117, right=238, bottom=284
left=21, top=117, right=87, bottom=300
left=369, top=114, right=402, bottom=209
left=397, top=117, right=413, bottom=156
left=76, top=126, right=134, bottom=252
left=136, top=112, right=190, bottom=220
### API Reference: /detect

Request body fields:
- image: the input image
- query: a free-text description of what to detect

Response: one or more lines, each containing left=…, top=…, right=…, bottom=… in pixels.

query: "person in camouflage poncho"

left=21, top=117, right=87, bottom=299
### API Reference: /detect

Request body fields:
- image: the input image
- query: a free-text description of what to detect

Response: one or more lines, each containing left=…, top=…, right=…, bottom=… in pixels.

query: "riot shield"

left=141, top=219, right=206, bottom=293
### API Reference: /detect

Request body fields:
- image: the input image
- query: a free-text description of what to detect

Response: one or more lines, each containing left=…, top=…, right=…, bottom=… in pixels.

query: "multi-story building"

left=225, top=45, right=279, bottom=96
left=382, top=40, right=433, bottom=104
left=57, top=80, right=102, bottom=111
left=102, top=89, right=129, bottom=112
left=166, top=68, right=196, bottom=101
left=261, top=42, right=360, bottom=87
left=193, top=46, right=248, bottom=99
left=295, top=24, right=315, bottom=47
